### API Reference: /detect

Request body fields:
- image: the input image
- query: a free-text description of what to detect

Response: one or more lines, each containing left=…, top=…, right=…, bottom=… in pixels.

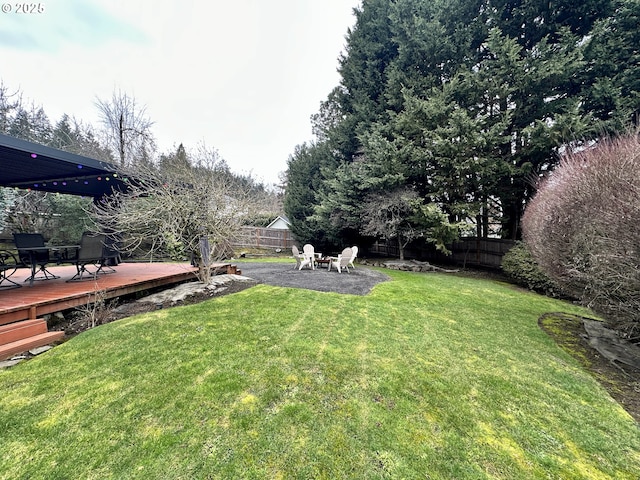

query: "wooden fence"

left=233, top=228, right=515, bottom=270
left=235, top=227, right=294, bottom=250
left=366, top=237, right=516, bottom=270
left=449, top=237, right=516, bottom=269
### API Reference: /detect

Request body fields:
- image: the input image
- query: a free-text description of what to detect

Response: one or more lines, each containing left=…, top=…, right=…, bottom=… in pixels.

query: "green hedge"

left=501, top=241, right=565, bottom=298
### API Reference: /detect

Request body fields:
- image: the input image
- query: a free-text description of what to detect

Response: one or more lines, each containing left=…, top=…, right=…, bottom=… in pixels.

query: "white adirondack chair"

left=348, top=246, right=358, bottom=270
left=299, top=244, right=316, bottom=270
left=291, top=245, right=305, bottom=270
left=330, top=247, right=353, bottom=273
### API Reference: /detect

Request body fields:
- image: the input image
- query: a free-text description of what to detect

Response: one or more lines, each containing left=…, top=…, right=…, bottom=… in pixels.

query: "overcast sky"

left=0, top=0, right=361, bottom=185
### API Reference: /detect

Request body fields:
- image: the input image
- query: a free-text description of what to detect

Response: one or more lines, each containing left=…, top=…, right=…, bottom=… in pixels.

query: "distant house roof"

left=0, top=133, right=128, bottom=198
left=266, top=215, right=291, bottom=230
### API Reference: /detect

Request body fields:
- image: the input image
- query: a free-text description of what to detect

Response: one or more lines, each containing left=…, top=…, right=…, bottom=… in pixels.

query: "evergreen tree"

left=49, top=115, right=114, bottom=161
left=283, top=142, right=336, bottom=247
left=311, top=160, right=369, bottom=247
left=333, top=0, right=399, bottom=160
left=160, top=143, right=191, bottom=171
left=582, top=0, right=640, bottom=130
left=6, top=103, right=52, bottom=144
left=50, top=114, right=75, bottom=150
left=299, top=0, right=628, bottom=244
left=457, top=27, right=591, bottom=238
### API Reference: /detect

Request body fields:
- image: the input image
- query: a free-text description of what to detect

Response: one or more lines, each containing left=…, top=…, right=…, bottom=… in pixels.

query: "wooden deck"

left=0, top=262, right=201, bottom=326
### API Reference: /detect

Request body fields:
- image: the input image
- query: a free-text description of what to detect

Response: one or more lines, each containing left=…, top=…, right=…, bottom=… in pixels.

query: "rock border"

left=359, top=259, right=459, bottom=273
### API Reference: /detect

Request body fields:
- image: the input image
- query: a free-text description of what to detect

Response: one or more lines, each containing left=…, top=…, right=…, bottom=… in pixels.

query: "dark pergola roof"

left=0, top=133, right=129, bottom=198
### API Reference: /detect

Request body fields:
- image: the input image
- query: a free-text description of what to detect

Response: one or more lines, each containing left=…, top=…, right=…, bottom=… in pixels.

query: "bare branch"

left=89, top=149, right=261, bottom=282
left=95, top=89, right=156, bottom=167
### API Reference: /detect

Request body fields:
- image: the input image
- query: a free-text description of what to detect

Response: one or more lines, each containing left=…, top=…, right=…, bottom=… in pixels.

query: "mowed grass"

left=1, top=269, right=639, bottom=479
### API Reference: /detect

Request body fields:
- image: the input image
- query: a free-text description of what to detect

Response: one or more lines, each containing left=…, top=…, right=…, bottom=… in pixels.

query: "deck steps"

left=0, top=319, right=64, bottom=360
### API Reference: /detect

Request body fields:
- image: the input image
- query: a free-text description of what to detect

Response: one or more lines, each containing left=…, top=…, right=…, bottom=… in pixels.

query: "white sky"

left=0, top=0, right=360, bottom=185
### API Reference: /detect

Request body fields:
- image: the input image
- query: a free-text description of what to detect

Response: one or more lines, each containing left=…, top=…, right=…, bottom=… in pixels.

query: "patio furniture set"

left=0, top=232, right=120, bottom=289
left=292, top=244, right=358, bottom=274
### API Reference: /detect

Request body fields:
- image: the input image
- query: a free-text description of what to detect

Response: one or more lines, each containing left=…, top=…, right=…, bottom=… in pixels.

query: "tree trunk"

left=398, top=237, right=404, bottom=260
left=482, top=197, right=489, bottom=238
left=501, top=201, right=521, bottom=240
left=118, top=113, right=125, bottom=166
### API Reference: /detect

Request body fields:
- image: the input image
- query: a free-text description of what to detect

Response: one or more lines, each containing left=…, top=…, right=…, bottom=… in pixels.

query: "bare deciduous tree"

left=362, top=187, right=458, bottom=260
left=95, top=89, right=156, bottom=167
left=4, top=190, right=54, bottom=234
left=90, top=146, right=259, bottom=283
left=0, top=81, right=22, bottom=134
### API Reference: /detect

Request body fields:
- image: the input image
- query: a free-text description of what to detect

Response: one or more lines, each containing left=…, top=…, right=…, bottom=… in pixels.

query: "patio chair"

left=13, top=233, right=60, bottom=282
left=100, top=234, right=121, bottom=273
left=329, top=247, right=353, bottom=274
left=348, top=246, right=359, bottom=270
left=292, top=245, right=305, bottom=270
left=300, top=244, right=316, bottom=270
left=0, top=250, right=20, bottom=289
left=67, top=233, right=107, bottom=282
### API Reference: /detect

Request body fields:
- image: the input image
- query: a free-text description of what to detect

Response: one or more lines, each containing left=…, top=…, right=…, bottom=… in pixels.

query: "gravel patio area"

left=238, top=261, right=390, bottom=295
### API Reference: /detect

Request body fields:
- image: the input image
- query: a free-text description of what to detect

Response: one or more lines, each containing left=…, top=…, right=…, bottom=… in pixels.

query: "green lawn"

left=1, top=269, right=638, bottom=479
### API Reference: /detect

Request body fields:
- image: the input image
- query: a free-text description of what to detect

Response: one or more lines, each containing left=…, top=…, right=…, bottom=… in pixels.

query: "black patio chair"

left=100, top=234, right=122, bottom=274
left=0, top=249, right=20, bottom=289
left=13, top=233, right=60, bottom=283
left=67, top=233, right=108, bottom=282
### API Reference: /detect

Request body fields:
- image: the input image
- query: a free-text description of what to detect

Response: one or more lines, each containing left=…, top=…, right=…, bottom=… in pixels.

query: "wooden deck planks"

left=0, top=262, right=201, bottom=325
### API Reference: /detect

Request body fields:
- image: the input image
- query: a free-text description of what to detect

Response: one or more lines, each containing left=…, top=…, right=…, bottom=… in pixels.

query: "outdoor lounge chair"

left=292, top=245, right=305, bottom=270
left=300, top=244, right=316, bottom=270
left=67, top=233, right=107, bottom=282
left=100, top=234, right=122, bottom=273
left=329, top=247, right=353, bottom=273
left=348, top=246, right=358, bottom=270
left=13, top=233, right=60, bottom=283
